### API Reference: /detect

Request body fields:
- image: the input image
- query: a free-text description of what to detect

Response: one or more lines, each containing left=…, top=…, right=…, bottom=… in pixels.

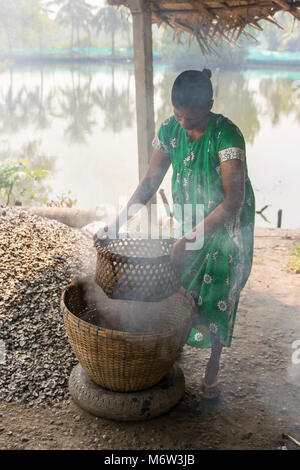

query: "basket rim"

left=62, top=296, right=177, bottom=341
left=95, top=237, right=177, bottom=265
left=61, top=281, right=195, bottom=341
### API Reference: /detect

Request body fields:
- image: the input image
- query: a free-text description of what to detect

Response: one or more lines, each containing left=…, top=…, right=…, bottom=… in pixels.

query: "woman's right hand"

left=93, top=222, right=119, bottom=246
left=93, top=223, right=109, bottom=246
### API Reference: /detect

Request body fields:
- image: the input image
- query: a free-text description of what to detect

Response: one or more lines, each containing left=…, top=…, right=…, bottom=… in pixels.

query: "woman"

left=95, top=69, right=255, bottom=399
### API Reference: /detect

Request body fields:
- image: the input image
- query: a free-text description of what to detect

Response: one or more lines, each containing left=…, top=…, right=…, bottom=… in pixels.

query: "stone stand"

left=69, top=363, right=185, bottom=421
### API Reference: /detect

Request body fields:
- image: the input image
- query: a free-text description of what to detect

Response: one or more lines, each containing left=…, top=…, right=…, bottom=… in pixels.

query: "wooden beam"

left=272, top=0, right=292, bottom=10
left=128, top=0, right=157, bottom=225
left=190, top=0, right=215, bottom=19
left=128, top=0, right=155, bottom=183
left=272, top=0, right=300, bottom=18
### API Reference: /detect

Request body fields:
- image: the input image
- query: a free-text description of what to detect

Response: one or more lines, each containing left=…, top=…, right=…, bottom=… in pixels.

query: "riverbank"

left=1, top=47, right=300, bottom=69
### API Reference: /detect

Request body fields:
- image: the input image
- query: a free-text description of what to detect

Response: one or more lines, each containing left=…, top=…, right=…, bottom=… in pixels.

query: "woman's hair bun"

left=202, top=68, right=212, bottom=79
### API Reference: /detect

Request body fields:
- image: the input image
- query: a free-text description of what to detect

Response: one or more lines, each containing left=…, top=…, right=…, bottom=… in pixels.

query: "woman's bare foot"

left=200, top=332, right=223, bottom=399
left=200, top=377, right=220, bottom=399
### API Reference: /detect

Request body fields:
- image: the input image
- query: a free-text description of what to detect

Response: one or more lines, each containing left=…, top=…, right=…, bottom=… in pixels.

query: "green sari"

left=153, top=113, right=255, bottom=348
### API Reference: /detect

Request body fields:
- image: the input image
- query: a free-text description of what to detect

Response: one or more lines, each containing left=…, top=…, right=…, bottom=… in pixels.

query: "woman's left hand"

left=169, top=236, right=190, bottom=266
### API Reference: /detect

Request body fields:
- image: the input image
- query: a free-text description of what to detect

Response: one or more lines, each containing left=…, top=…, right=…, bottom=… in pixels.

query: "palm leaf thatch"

left=108, top=0, right=300, bottom=53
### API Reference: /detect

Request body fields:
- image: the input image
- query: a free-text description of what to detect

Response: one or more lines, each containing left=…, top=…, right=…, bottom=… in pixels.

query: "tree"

left=27, top=0, right=57, bottom=50
left=92, top=6, right=128, bottom=56
left=52, top=0, right=95, bottom=51
left=0, top=0, right=56, bottom=51
left=119, top=6, right=132, bottom=51
left=0, top=1, right=20, bottom=52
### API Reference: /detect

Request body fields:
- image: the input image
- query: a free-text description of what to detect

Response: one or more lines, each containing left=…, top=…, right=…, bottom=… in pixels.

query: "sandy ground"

left=0, top=227, right=299, bottom=451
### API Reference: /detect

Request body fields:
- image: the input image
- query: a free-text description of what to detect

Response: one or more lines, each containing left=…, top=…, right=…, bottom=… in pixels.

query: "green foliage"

left=52, top=0, right=95, bottom=50
left=92, top=5, right=129, bottom=56
left=0, top=0, right=56, bottom=51
left=29, top=1, right=57, bottom=49
left=286, top=243, right=300, bottom=274
left=44, top=189, right=77, bottom=207
left=0, top=159, right=45, bottom=205
left=0, top=141, right=55, bottom=206
left=0, top=1, right=132, bottom=54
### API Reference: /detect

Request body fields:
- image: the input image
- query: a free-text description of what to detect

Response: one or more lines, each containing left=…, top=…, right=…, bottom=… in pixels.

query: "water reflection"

left=93, top=66, right=135, bottom=133
left=0, top=66, right=136, bottom=142
left=0, top=69, right=28, bottom=134
left=212, top=71, right=260, bottom=145
left=54, top=70, right=97, bottom=143
left=0, top=65, right=298, bottom=228
left=25, top=69, right=54, bottom=130
left=259, top=77, right=300, bottom=125
left=1, top=66, right=299, bottom=139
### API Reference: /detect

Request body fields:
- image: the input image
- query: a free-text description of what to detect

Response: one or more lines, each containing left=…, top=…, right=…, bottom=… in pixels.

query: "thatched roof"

left=109, top=0, right=300, bottom=53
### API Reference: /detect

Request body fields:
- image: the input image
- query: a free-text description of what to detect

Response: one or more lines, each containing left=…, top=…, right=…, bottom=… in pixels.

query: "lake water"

left=0, top=63, right=299, bottom=229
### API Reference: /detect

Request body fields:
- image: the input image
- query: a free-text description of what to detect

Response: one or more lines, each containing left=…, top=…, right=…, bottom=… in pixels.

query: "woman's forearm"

left=184, top=200, right=239, bottom=244
left=185, top=160, right=245, bottom=244
left=169, top=200, right=239, bottom=264
left=112, top=149, right=171, bottom=233
left=115, top=175, right=159, bottom=230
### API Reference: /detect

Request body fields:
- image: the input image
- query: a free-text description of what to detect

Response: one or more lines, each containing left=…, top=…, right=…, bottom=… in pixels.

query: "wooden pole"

left=128, top=0, right=156, bottom=229
left=277, top=209, right=282, bottom=228
left=129, top=0, right=155, bottom=180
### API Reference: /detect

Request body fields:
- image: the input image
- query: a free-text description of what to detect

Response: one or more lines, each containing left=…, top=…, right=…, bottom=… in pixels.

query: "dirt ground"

left=0, top=227, right=300, bottom=451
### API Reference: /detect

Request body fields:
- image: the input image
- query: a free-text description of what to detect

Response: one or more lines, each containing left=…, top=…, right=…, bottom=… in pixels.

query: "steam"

left=77, top=277, right=178, bottom=335
left=287, top=363, right=300, bottom=386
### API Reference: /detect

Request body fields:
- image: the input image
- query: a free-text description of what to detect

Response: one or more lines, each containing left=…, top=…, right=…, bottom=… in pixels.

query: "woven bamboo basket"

left=94, top=237, right=181, bottom=301
left=61, top=277, right=196, bottom=392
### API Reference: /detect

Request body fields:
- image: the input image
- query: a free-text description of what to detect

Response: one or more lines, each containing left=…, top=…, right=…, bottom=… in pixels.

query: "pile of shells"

left=0, top=208, right=96, bottom=406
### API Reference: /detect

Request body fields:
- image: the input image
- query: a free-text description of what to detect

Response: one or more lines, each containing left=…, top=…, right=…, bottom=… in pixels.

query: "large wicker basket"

left=94, top=237, right=181, bottom=301
left=62, top=277, right=196, bottom=392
